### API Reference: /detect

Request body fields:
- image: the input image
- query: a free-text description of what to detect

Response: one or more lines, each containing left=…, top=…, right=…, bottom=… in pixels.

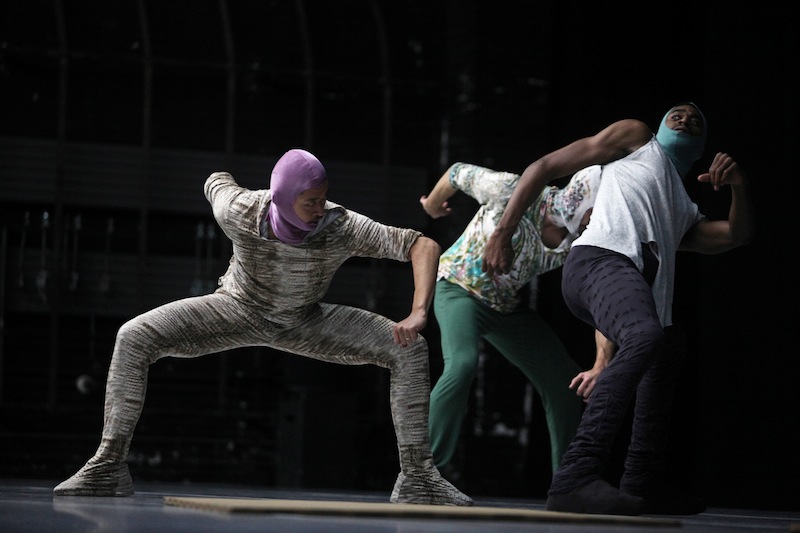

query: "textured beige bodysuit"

left=53, top=172, right=472, bottom=506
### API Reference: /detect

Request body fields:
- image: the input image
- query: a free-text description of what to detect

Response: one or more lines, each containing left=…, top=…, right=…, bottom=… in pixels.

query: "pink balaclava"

left=267, top=149, right=327, bottom=244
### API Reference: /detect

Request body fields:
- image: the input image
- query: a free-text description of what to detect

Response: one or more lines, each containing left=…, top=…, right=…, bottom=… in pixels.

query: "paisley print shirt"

left=437, top=163, right=601, bottom=314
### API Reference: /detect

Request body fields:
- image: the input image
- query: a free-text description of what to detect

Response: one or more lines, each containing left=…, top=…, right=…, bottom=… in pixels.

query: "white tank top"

left=572, top=136, right=704, bottom=326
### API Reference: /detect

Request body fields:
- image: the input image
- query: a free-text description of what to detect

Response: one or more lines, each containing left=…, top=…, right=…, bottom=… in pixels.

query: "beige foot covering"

left=390, top=472, right=473, bottom=506
left=53, top=460, right=134, bottom=497
left=390, top=446, right=472, bottom=506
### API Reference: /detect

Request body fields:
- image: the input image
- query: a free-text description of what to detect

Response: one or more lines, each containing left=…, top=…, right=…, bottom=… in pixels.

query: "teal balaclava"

left=655, top=102, right=707, bottom=177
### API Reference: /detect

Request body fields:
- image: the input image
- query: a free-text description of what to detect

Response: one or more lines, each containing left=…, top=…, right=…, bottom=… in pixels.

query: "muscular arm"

left=482, top=119, right=652, bottom=276
left=680, top=152, right=756, bottom=253
left=393, top=235, right=441, bottom=346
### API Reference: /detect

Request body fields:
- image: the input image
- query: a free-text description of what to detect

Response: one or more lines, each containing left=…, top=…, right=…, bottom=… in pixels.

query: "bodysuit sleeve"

left=204, top=172, right=267, bottom=241
left=341, top=209, right=422, bottom=263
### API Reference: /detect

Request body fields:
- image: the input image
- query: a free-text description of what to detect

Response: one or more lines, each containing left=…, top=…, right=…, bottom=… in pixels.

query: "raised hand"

left=697, top=152, right=746, bottom=191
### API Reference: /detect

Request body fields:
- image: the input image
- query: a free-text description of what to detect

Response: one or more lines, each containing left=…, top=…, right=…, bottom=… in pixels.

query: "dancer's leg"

left=620, top=324, right=706, bottom=514
left=54, top=293, right=274, bottom=496
left=429, top=281, right=483, bottom=469
left=621, top=325, right=686, bottom=489
left=546, top=246, right=663, bottom=515
left=275, top=302, right=472, bottom=505
left=486, top=308, right=583, bottom=475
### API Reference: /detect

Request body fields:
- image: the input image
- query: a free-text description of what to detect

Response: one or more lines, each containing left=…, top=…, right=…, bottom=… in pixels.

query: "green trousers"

left=429, top=280, right=583, bottom=475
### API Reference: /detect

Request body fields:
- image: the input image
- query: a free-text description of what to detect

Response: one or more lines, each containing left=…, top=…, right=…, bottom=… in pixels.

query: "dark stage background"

left=0, top=0, right=797, bottom=512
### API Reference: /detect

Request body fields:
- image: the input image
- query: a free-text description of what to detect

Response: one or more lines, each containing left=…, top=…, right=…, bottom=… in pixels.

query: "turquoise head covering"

left=655, top=102, right=707, bottom=177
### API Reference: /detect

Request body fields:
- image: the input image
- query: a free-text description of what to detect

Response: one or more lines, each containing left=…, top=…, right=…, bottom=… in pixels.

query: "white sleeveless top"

left=572, top=136, right=704, bottom=326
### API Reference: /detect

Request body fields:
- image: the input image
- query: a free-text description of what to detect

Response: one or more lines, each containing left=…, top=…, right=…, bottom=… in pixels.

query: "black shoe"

left=546, top=479, right=645, bottom=516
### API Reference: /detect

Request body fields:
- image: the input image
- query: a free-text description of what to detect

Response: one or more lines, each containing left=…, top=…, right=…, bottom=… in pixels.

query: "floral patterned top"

left=437, top=163, right=601, bottom=313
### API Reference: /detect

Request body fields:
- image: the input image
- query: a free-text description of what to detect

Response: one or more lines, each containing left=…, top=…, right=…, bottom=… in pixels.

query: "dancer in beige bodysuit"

left=53, top=148, right=473, bottom=506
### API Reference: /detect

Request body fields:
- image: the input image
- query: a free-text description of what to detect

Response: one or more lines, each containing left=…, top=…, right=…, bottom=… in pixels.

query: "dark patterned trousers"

left=549, top=245, right=685, bottom=495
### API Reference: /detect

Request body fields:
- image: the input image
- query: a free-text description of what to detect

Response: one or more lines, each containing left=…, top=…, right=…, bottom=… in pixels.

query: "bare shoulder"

left=602, top=119, right=652, bottom=139
left=591, top=119, right=652, bottom=156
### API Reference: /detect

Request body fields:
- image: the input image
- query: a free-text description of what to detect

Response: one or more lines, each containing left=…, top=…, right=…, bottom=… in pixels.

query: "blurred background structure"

left=0, top=0, right=796, bottom=511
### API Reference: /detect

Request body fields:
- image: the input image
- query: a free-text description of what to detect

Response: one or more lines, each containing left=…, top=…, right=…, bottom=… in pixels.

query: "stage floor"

left=1, top=478, right=797, bottom=533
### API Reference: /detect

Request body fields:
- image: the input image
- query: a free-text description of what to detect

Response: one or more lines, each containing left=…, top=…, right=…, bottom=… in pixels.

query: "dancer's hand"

left=569, top=368, right=603, bottom=402
left=482, top=227, right=514, bottom=276
left=697, top=152, right=746, bottom=191
left=393, top=310, right=427, bottom=347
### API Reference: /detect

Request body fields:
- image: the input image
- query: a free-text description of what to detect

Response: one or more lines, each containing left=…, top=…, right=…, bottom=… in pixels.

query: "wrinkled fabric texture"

left=554, top=245, right=666, bottom=495
left=208, top=172, right=414, bottom=328
left=54, top=171, right=472, bottom=506
left=556, top=247, right=689, bottom=498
